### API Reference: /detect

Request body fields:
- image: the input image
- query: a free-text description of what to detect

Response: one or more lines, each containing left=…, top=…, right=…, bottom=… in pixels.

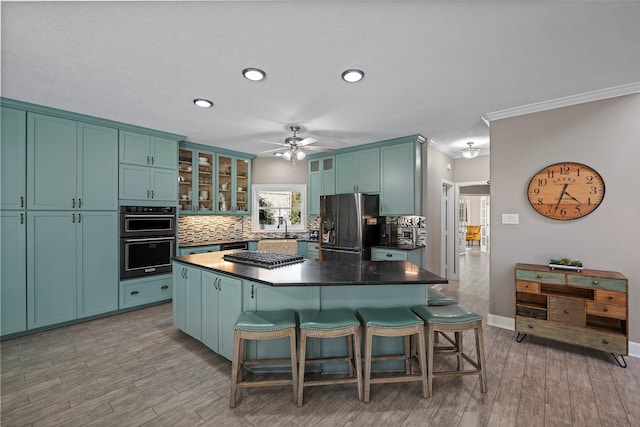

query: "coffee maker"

left=378, top=224, right=398, bottom=246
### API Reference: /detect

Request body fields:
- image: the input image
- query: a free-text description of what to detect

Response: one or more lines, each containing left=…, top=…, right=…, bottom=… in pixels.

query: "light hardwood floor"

left=2, top=250, right=638, bottom=426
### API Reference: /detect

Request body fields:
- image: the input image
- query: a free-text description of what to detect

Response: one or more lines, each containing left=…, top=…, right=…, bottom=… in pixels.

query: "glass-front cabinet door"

left=178, top=149, right=214, bottom=214
left=215, top=154, right=251, bottom=214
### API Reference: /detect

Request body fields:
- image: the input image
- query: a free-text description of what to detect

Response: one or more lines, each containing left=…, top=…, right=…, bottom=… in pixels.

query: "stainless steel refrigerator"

left=319, top=193, right=380, bottom=262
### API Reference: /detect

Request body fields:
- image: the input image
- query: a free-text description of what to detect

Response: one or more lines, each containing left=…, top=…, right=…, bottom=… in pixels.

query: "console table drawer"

left=515, top=317, right=627, bottom=355
left=567, top=275, right=626, bottom=291
left=594, top=290, right=626, bottom=305
left=516, top=269, right=565, bottom=285
left=549, top=297, right=585, bottom=327
left=586, top=302, right=626, bottom=320
left=516, top=280, right=540, bottom=294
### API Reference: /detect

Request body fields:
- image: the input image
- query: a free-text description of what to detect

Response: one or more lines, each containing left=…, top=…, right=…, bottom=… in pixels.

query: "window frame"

left=251, top=184, right=307, bottom=233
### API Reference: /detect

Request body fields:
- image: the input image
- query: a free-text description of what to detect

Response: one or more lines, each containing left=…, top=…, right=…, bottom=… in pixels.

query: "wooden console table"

left=514, top=263, right=628, bottom=367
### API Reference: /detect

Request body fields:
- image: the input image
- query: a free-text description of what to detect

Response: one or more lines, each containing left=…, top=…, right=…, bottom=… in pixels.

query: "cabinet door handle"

left=78, top=213, right=82, bottom=223
left=131, top=290, right=139, bottom=296
left=151, top=190, right=154, bottom=199
left=78, top=198, right=82, bottom=208
left=20, top=213, right=24, bottom=224
left=72, top=198, right=76, bottom=208
left=386, top=253, right=393, bottom=258
left=603, top=308, right=608, bottom=312
left=251, top=284, right=255, bottom=299
left=151, top=156, right=155, bottom=165
left=72, top=213, right=76, bottom=223
left=161, top=285, right=169, bottom=290
left=20, top=196, right=24, bottom=208
left=608, top=296, right=614, bottom=300
left=147, top=155, right=150, bottom=165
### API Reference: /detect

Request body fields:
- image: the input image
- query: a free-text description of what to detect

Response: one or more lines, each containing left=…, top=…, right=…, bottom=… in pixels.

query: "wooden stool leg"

left=416, top=328, right=428, bottom=398
left=455, top=331, right=463, bottom=370
left=404, top=335, right=411, bottom=374
left=347, top=333, right=355, bottom=377
left=353, top=327, right=363, bottom=402
left=289, top=329, right=298, bottom=405
left=427, top=324, right=435, bottom=398
left=475, top=323, right=487, bottom=393
left=230, top=332, right=242, bottom=408
left=363, top=327, right=373, bottom=403
left=297, top=330, right=307, bottom=407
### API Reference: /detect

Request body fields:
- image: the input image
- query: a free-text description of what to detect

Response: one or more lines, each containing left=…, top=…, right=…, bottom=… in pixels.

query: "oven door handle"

left=124, top=237, right=176, bottom=243
left=123, top=214, right=176, bottom=219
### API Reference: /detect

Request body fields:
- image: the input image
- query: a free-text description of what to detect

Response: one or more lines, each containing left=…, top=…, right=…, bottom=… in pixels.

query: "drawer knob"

left=528, top=324, right=534, bottom=329
left=608, top=296, right=614, bottom=300
left=593, top=280, right=599, bottom=285
left=563, top=309, right=569, bottom=315
left=161, top=285, right=169, bottom=290
left=603, top=308, right=608, bottom=312
left=602, top=339, right=609, bottom=345
left=536, top=275, right=542, bottom=279
left=131, top=290, right=139, bottom=296
left=386, top=254, right=393, bottom=258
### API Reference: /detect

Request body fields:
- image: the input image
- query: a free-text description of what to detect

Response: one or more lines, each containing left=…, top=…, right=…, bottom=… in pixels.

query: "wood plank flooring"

left=2, top=249, right=638, bottom=426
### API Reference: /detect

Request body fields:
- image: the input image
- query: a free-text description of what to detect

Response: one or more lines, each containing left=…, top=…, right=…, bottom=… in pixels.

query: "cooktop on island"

left=222, top=251, right=305, bottom=269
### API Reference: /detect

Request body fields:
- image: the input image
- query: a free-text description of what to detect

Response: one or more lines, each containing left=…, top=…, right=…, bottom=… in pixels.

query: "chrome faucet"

left=277, top=216, right=289, bottom=238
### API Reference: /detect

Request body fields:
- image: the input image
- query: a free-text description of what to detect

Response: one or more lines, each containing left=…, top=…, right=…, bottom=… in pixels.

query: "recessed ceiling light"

left=242, top=68, right=266, bottom=81
left=193, top=98, right=213, bottom=108
left=341, top=69, right=364, bottom=83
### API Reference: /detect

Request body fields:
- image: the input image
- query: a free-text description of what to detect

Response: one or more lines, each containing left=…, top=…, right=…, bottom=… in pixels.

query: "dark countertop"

left=179, top=238, right=317, bottom=248
left=173, top=250, right=447, bottom=287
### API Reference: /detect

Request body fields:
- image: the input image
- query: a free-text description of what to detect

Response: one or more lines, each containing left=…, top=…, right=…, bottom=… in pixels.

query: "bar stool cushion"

left=298, top=308, right=360, bottom=331
left=233, top=309, right=296, bottom=332
left=412, top=305, right=482, bottom=325
left=427, top=288, right=458, bottom=306
left=358, top=307, right=424, bottom=329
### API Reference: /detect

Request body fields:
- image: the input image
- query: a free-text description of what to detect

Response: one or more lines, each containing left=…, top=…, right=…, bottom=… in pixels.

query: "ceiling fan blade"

left=298, top=137, right=318, bottom=146
left=260, top=147, right=288, bottom=153
left=260, top=140, right=288, bottom=147
left=302, top=146, right=334, bottom=152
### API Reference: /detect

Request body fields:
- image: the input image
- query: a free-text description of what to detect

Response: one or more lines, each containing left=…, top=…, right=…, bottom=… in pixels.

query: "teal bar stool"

left=229, top=310, right=298, bottom=408
left=357, top=307, right=428, bottom=403
left=297, top=308, right=363, bottom=407
left=412, top=305, right=487, bottom=397
left=427, top=287, right=458, bottom=306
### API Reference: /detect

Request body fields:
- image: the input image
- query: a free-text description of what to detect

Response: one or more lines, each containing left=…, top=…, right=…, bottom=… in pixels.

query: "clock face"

left=527, top=162, right=605, bottom=220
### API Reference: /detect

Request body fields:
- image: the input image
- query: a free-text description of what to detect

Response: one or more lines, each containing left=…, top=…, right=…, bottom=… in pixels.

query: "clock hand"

left=563, top=190, right=582, bottom=204
left=554, top=183, right=568, bottom=213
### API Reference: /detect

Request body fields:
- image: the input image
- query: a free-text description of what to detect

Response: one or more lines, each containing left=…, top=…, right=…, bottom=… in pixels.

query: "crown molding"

left=483, top=82, right=640, bottom=123
left=427, top=138, right=457, bottom=158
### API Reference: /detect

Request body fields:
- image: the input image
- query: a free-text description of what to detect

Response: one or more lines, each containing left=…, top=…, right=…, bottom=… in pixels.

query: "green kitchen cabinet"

left=380, top=139, right=423, bottom=216
left=173, top=262, right=203, bottom=339
left=119, top=274, right=172, bottom=309
left=119, top=131, right=178, bottom=202
left=178, top=245, right=221, bottom=256
left=27, top=113, right=118, bottom=210
left=202, top=271, right=242, bottom=359
left=371, top=246, right=424, bottom=268
left=1, top=211, right=27, bottom=335
left=335, top=148, right=380, bottom=194
left=77, top=211, right=119, bottom=317
left=306, top=241, right=320, bottom=260
left=1, top=107, right=26, bottom=210
left=216, top=154, right=251, bottom=215
left=177, top=148, right=215, bottom=214
left=308, top=156, right=335, bottom=214
left=27, top=210, right=118, bottom=329
left=119, top=131, right=177, bottom=169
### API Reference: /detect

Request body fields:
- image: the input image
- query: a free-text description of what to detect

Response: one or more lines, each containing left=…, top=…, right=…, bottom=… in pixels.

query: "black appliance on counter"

left=378, top=223, right=398, bottom=246
left=319, top=193, right=380, bottom=262
left=120, top=206, right=176, bottom=279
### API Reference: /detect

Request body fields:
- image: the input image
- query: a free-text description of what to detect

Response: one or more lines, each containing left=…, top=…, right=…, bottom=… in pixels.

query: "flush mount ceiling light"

left=193, top=98, right=213, bottom=108
left=341, top=69, right=364, bottom=83
left=242, top=68, right=266, bottom=81
left=461, top=142, right=480, bottom=159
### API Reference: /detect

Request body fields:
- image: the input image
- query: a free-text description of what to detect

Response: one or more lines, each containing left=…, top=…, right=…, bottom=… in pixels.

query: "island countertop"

left=173, top=250, right=447, bottom=287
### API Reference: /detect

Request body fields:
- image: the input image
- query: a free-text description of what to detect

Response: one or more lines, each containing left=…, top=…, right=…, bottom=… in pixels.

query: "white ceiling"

left=2, top=1, right=640, bottom=159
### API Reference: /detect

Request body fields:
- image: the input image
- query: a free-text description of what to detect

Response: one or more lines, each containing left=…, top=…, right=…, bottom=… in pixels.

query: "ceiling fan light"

left=341, top=69, right=364, bottom=83
left=274, top=152, right=284, bottom=157
left=282, top=151, right=292, bottom=161
left=193, top=98, right=213, bottom=108
left=461, top=142, right=480, bottom=159
left=296, top=150, right=306, bottom=160
left=242, top=68, right=266, bottom=81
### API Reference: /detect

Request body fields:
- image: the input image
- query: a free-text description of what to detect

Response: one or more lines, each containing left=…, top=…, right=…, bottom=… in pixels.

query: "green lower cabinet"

left=306, top=241, right=320, bottom=260
left=120, top=274, right=172, bottom=309
left=1, top=211, right=27, bottom=335
left=172, top=263, right=202, bottom=339
left=202, top=271, right=242, bottom=359
left=371, top=247, right=423, bottom=268
left=178, top=245, right=221, bottom=256
left=27, top=211, right=118, bottom=329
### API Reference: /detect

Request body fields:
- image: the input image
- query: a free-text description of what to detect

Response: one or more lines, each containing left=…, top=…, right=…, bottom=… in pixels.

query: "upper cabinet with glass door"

left=216, top=154, right=251, bottom=215
left=178, top=149, right=214, bottom=214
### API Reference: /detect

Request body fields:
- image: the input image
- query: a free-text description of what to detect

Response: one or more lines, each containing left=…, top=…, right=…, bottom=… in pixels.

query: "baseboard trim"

left=487, top=314, right=639, bottom=359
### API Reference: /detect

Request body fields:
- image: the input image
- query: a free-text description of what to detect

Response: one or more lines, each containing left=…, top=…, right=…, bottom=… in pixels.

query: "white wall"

left=490, top=93, right=640, bottom=343
left=252, top=157, right=308, bottom=184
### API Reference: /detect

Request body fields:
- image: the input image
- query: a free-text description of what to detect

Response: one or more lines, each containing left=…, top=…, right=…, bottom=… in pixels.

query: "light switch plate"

left=502, top=213, right=519, bottom=224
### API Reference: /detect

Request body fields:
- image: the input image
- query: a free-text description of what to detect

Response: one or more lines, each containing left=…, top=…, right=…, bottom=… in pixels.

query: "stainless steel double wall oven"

left=120, top=206, right=176, bottom=279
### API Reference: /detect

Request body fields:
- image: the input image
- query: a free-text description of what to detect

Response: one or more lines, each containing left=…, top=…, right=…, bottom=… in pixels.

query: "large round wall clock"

left=527, top=162, right=605, bottom=220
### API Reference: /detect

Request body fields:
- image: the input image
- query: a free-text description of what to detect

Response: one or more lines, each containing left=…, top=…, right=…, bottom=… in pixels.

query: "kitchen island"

left=172, top=250, right=447, bottom=372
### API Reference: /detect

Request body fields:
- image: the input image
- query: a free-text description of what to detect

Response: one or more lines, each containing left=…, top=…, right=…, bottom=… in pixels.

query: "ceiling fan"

left=261, top=125, right=334, bottom=165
